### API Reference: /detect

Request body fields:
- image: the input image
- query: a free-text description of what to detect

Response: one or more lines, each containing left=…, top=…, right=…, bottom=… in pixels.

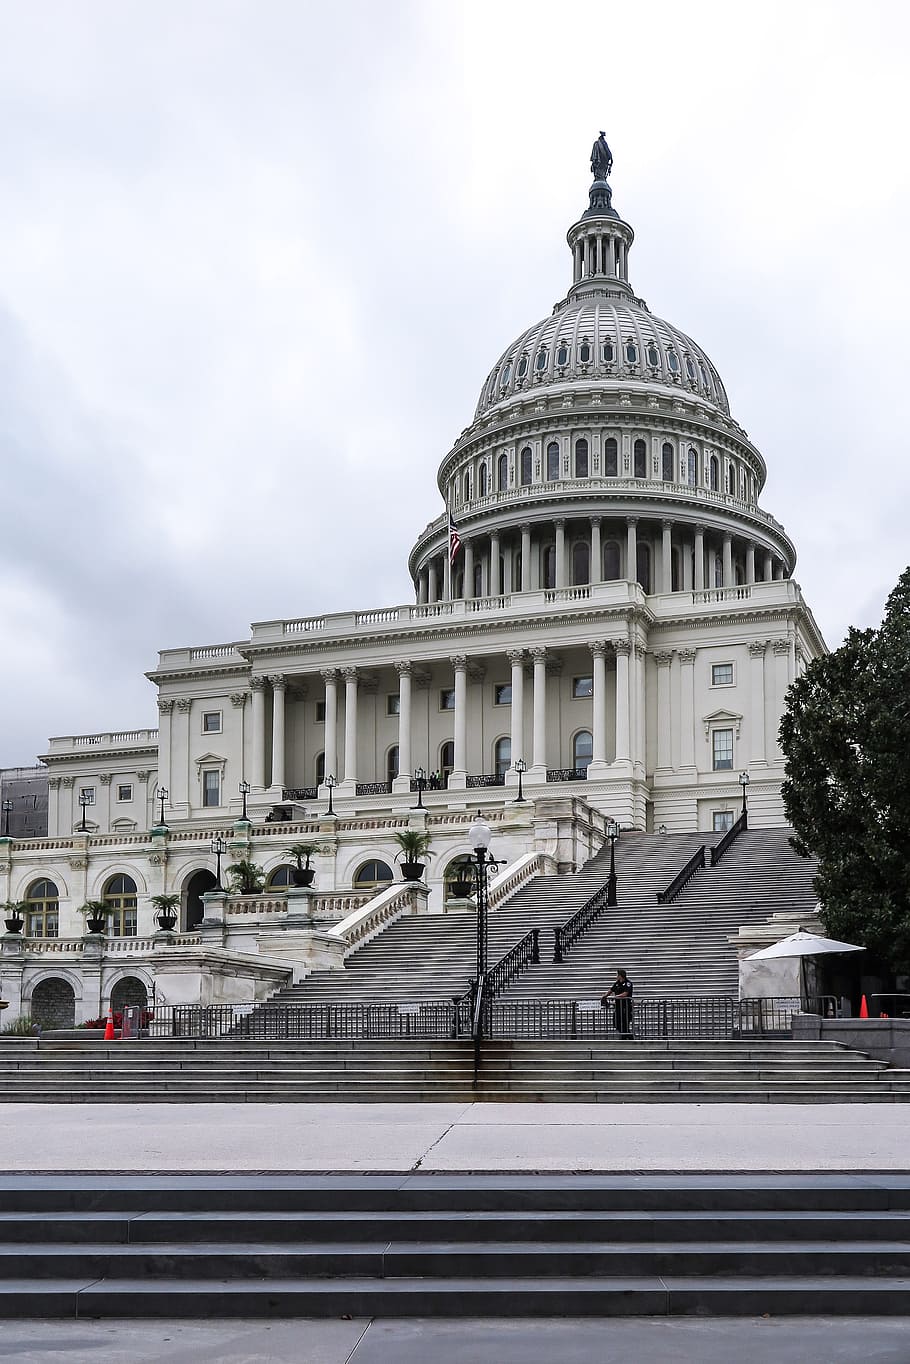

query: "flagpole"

left=444, top=495, right=453, bottom=602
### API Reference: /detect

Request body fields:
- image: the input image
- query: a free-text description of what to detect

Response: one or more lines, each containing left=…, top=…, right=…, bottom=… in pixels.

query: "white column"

left=250, top=676, right=267, bottom=788
left=463, top=539, right=474, bottom=599
left=341, top=667, right=358, bottom=788
left=590, top=517, right=602, bottom=583
left=626, top=518, right=638, bottom=583
left=427, top=561, right=438, bottom=602
left=763, top=550, right=773, bottom=582
left=678, top=648, right=696, bottom=769
left=490, top=533, right=501, bottom=596
left=443, top=547, right=452, bottom=601
left=772, top=639, right=790, bottom=758
left=749, top=640, right=767, bottom=765
left=322, top=669, right=338, bottom=782
left=269, top=675, right=286, bottom=790
left=418, top=573, right=428, bottom=604
left=661, top=520, right=672, bottom=593
left=722, top=533, right=733, bottom=587
left=613, top=640, right=631, bottom=762
left=156, top=699, right=174, bottom=801
left=589, top=641, right=608, bottom=773
left=633, top=644, right=646, bottom=773
left=520, top=524, right=531, bottom=591
left=655, top=651, right=672, bottom=770
left=508, top=649, right=525, bottom=768
left=395, top=662, right=413, bottom=788
left=694, top=525, right=705, bottom=591
left=450, top=655, right=468, bottom=787
left=531, top=647, right=547, bottom=774
left=554, top=520, right=566, bottom=588
left=746, top=542, right=756, bottom=585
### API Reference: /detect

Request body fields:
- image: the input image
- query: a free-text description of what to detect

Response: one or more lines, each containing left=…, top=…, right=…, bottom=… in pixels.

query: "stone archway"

left=30, top=977, right=76, bottom=1030
left=184, top=869, right=217, bottom=930
left=110, top=976, right=148, bottom=1013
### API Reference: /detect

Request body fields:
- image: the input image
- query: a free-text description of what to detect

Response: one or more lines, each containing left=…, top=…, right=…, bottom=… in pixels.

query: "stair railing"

left=553, top=882, right=612, bottom=963
left=656, top=845, right=706, bottom=904
left=456, top=927, right=542, bottom=1047
left=710, top=810, right=747, bottom=865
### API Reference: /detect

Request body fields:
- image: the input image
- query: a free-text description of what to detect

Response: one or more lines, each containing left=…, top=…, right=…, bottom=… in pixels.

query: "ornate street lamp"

left=1, top=799, right=12, bottom=837
left=324, top=773, right=337, bottom=817
left=739, top=770, right=750, bottom=826
left=413, top=765, right=427, bottom=809
left=238, top=780, right=251, bottom=823
left=211, top=835, right=227, bottom=891
left=467, top=815, right=501, bottom=1046
left=513, top=757, right=527, bottom=803
left=155, top=786, right=168, bottom=829
left=78, top=790, right=92, bottom=833
left=606, top=817, right=621, bottom=907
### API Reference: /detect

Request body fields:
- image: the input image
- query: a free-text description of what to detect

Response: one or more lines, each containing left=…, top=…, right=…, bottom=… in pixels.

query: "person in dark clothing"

left=602, top=969, right=634, bottom=1037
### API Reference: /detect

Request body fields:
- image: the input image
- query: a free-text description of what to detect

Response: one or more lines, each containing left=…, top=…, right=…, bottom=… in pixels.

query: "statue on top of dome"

left=590, top=132, right=613, bottom=181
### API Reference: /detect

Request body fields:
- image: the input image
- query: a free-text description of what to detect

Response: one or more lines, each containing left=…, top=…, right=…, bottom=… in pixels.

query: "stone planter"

left=400, top=862, right=425, bottom=882
left=4, top=917, right=23, bottom=934
left=449, top=879, right=474, bottom=900
left=155, top=914, right=178, bottom=932
left=292, top=868, right=316, bottom=888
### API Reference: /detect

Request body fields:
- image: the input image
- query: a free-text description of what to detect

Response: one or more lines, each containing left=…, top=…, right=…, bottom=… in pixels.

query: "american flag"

left=449, top=509, right=462, bottom=565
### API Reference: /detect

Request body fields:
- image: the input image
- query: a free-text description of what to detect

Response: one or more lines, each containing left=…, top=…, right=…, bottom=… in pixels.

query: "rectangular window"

left=387, top=694, right=400, bottom=716
left=79, top=787, right=95, bottom=805
left=202, top=711, right=222, bottom=733
left=315, top=701, right=326, bottom=723
left=439, top=688, right=456, bottom=711
left=202, top=770, right=221, bottom=807
left=572, top=676, right=594, bottom=699
left=494, top=684, right=512, bottom=706
left=712, top=728, right=734, bottom=771
left=713, top=810, right=735, bottom=832
left=711, top=663, right=734, bottom=687
left=116, top=784, right=133, bottom=803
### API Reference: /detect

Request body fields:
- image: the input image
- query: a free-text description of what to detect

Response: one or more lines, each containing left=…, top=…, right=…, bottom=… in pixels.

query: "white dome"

left=474, top=299, right=730, bottom=421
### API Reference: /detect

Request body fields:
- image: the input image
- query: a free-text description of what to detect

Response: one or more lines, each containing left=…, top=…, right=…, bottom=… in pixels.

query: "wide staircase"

left=4, top=1172, right=910, bottom=1317
left=1, top=1035, right=908, bottom=1102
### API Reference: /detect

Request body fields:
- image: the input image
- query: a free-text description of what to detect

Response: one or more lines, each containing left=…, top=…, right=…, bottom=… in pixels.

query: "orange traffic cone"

left=103, top=1009, right=115, bottom=1041
left=859, top=995, right=869, bottom=1019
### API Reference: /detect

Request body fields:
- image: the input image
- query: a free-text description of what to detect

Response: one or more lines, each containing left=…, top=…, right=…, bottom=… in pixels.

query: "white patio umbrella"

left=747, top=927, right=865, bottom=1009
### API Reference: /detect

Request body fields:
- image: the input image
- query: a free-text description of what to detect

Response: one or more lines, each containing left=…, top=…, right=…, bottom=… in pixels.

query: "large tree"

left=780, top=566, right=910, bottom=974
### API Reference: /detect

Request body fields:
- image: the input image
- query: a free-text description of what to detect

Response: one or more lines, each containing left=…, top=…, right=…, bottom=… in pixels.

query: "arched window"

left=572, top=541, right=590, bottom=585
left=514, top=550, right=523, bottom=588
left=556, top=342, right=569, bottom=367
left=602, top=339, right=615, bottom=364
left=573, top=730, right=593, bottom=774
left=578, top=340, right=591, bottom=364
left=633, top=439, right=647, bottom=479
left=453, top=484, right=460, bottom=508
left=463, top=470, right=471, bottom=502
left=625, top=339, right=638, bottom=365
left=661, top=442, right=674, bottom=481
left=520, top=446, right=532, bottom=485
left=494, top=737, right=511, bottom=778
left=687, top=447, right=697, bottom=486
left=671, top=547, right=681, bottom=593
left=453, top=570, right=464, bottom=598
left=699, top=360, right=709, bottom=389
left=386, top=745, right=399, bottom=786
left=103, top=874, right=138, bottom=937
left=709, top=455, right=719, bottom=491
left=646, top=342, right=660, bottom=368
left=727, top=463, right=736, bottom=495
left=546, top=441, right=560, bottom=481
left=353, top=860, right=394, bottom=889
left=497, top=452, right=508, bottom=491
left=439, top=741, right=454, bottom=781
left=24, top=879, right=58, bottom=938
left=267, top=865, right=295, bottom=888
left=517, top=354, right=529, bottom=379
left=667, top=347, right=680, bottom=374
left=685, top=355, right=696, bottom=381
left=535, top=348, right=548, bottom=372
left=473, top=561, right=483, bottom=597
left=574, top=439, right=589, bottom=478
left=315, top=752, right=325, bottom=784
left=604, top=437, right=618, bottom=477
left=636, top=542, right=651, bottom=593
left=603, top=540, right=621, bottom=580
left=479, top=463, right=488, bottom=497
left=500, top=362, right=511, bottom=387
left=542, top=544, right=556, bottom=589
left=714, top=555, right=723, bottom=588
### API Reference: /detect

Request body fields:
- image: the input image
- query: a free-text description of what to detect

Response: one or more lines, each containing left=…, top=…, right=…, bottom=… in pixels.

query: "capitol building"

left=0, top=140, right=825, bottom=1027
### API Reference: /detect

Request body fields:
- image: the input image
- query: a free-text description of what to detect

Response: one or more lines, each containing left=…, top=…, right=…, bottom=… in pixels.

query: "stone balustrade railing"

left=224, top=897, right=289, bottom=917
left=309, top=892, right=371, bottom=919
left=487, top=852, right=556, bottom=911
left=329, top=882, right=424, bottom=957
left=13, top=933, right=202, bottom=955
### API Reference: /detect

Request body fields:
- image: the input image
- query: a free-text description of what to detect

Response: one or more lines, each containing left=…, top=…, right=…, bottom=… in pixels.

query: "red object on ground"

left=880, top=1012, right=889, bottom=1019
left=103, top=1010, right=115, bottom=1041
left=859, top=995, right=869, bottom=1019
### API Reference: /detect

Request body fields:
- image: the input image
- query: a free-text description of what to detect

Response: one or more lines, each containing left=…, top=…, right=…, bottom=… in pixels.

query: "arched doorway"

left=30, top=977, right=76, bottom=1030
left=184, top=869, right=217, bottom=931
left=110, top=976, right=148, bottom=1013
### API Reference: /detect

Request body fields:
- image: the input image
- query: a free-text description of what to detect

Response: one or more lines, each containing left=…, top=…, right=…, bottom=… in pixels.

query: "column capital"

left=653, top=651, right=673, bottom=668
left=450, top=654, right=468, bottom=671
left=47, top=777, right=61, bottom=790
left=694, top=523, right=706, bottom=535
left=626, top=516, right=638, bottom=527
left=61, top=775, right=75, bottom=788
left=230, top=692, right=247, bottom=708
left=98, top=772, right=112, bottom=785
left=268, top=674, right=287, bottom=691
left=722, top=530, right=733, bottom=544
left=157, top=698, right=174, bottom=714
left=590, top=515, right=602, bottom=527
left=611, top=638, right=632, bottom=657
left=175, top=697, right=191, bottom=712
left=320, top=668, right=338, bottom=684
left=771, top=638, right=790, bottom=656
left=506, top=649, right=525, bottom=666
left=340, top=666, right=358, bottom=683
left=662, top=518, right=673, bottom=531
left=678, top=648, right=697, bottom=664
left=136, top=770, right=150, bottom=783
left=250, top=675, right=268, bottom=691
left=395, top=660, right=412, bottom=678
left=530, top=646, right=547, bottom=663
left=589, top=641, right=608, bottom=658
left=554, top=517, right=565, bottom=529
left=748, top=640, right=768, bottom=657
left=519, top=521, right=531, bottom=533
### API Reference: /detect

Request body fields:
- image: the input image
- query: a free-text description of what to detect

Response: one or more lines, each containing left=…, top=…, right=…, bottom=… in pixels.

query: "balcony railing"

left=546, top=767, right=587, bottom=783
left=466, top=773, right=505, bottom=789
left=355, top=782, right=392, bottom=797
left=282, top=787, right=318, bottom=801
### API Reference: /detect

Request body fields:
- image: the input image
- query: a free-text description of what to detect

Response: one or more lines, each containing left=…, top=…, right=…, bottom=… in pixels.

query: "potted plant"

left=79, top=900, right=108, bottom=935
left=285, top=843, right=318, bottom=888
left=448, top=861, right=475, bottom=900
left=393, top=829, right=434, bottom=882
left=150, top=893, right=180, bottom=932
left=2, top=900, right=26, bottom=934
left=225, top=860, right=266, bottom=896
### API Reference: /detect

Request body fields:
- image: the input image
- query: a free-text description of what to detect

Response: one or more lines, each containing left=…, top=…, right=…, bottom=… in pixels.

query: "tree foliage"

left=780, top=566, right=910, bottom=973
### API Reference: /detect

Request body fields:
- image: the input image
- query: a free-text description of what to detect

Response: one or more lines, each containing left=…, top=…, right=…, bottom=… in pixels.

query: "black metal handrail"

left=553, top=883, right=611, bottom=962
left=282, top=787, right=318, bottom=801
left=656, top=845, right=706, bottom=904
left=355, top=782, right=392, bottom=796
left=486, top=928, right=541, bottom=997
left=710, top=811, right=746, bottom=865
left=466, top=773, right=505, bottom=788
left=546, top=767, right=587, bottom=783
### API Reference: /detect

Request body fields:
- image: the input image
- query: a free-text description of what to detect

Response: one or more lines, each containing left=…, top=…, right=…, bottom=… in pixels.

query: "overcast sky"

left=1, top=0, right=908, bottom=766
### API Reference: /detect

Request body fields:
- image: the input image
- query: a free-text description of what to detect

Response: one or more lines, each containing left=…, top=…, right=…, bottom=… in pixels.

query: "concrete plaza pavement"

left=0, top=1100, right=907, bottom=1171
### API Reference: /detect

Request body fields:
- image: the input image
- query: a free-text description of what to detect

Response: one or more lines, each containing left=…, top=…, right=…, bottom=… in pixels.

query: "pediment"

left=702, top=708, right=742, bottom=739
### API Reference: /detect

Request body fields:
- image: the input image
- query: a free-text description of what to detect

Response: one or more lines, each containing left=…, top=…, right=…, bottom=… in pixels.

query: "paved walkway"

left=0, top=1101, right=907, bottom=1171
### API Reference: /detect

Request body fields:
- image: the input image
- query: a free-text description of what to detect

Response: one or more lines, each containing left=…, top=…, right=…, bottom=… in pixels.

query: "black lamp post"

left=211, top=835, right=227, bottom=891
left=413, top=766, right=427, bottom=809
left=606, top=817, right=620, bottom=907
left=1, top=799, right=12, bottom=837
left=325, top=773, right=336, bottom=816
left=238, top=780, right=251, bottom=823
left=156, top=786, right=168, bottom=829
left=513, top=757, right=527, bottom=803
left=78, top=791, right=91, bottom=833
left=467, top=816, right=499, bottom=1040
left=739, top=770, right=750, bottom=827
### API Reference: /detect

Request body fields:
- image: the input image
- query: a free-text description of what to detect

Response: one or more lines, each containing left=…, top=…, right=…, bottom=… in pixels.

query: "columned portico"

left=250, top=676, right=267, bottom=789
left=530, top=647, right=547, bottom=777
left=393, top=661, right=413, bottom=792
left=269, top=674, right=286, bottom=790
left=450, top=655, right=468, bottom=789
left=341, top=667, right=358, bottom=791
left=508, top=649, right=525, bottom=774
left=613, top=639, right=632, bottom=765
left=587, top=640, right=609, bottom=778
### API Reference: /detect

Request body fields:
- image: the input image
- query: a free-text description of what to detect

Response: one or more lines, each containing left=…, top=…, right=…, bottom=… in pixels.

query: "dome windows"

left=578, top=340, right=591, bottom=364
left=602, top=339, right=615, bottom=364
left=479, top=463, right=489, bottom=497
left=546, top=441, right=560, bottom=481
left=535, top=349, right=548, bottom=373
left=646, top=342, right=660, bottom=369
left=633, top=438, right=647, bottom=479
left=687, top=447, right=697, bottom=486
left=685, top=355, right=696, bottom=381
left=520, top=446, right=533, bottom=485
left=603, top=540, right=621, bottom=580
left=667, top=347, right=680, bottom=374
left=709, top=455, right=720, bottom=491
left=699, top=360, right=710, bottom=389
left=556, top=342, right=569, bottom=367
left=500, top=363, right=511, bottom=387
left=604, top=437, right=618, bottom=477
left=661, top=442, right=674, bottom=482
left=517, top=354, right=529, bottom=380
left=625, top=339, right=638, bottom=365
left=497, top=452, right=508, bottom=491
left=574, top=439, right=589, bottom=478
